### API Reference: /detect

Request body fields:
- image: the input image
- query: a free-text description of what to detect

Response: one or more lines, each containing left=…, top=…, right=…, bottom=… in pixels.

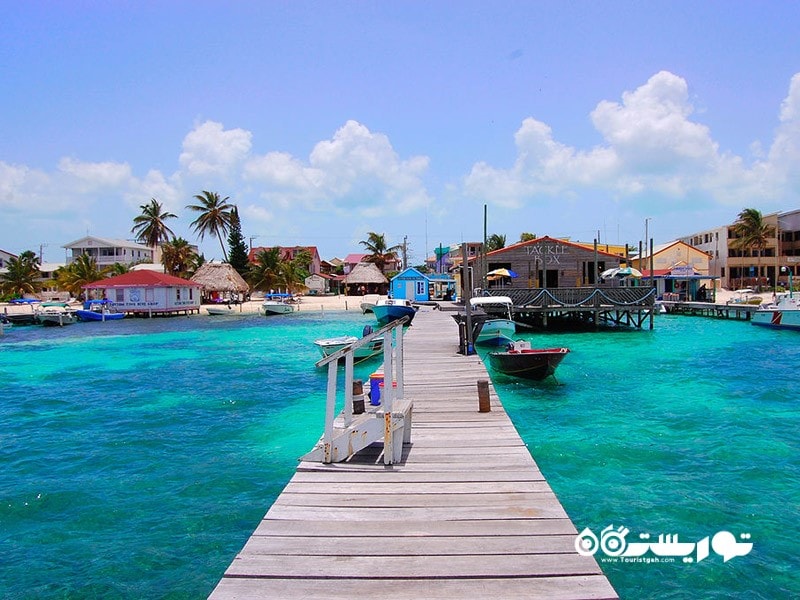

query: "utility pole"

left=402, top=236, right=408, bottom=270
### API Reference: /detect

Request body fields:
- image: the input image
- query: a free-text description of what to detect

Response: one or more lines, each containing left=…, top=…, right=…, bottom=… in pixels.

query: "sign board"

left=671, top=265, right=695, bottom=277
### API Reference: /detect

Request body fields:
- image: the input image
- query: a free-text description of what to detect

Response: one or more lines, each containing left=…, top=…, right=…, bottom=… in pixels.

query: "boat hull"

left=488, top=347, right=570, bottom=380
left=260, top=302, right=295, bottom=315
left=36, top=312, right=78, bottom=326
left=314, top=336, right=384, bottom=360
left=75, top=310, right=124, bottom=321
left=751, top=309, right=800, bottom=330
left=206, top=306, right=238, bottom=316
left=475, top=318, right=516, bottom=346
left=373, top=305, right=416, bottom=326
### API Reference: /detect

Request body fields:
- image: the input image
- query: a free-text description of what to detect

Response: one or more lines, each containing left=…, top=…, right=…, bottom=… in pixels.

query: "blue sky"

left=3, top=1, right=800, bottom=264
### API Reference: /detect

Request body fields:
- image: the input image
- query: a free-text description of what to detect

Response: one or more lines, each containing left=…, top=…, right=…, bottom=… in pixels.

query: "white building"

left=679, top=209, right=800, bottom=290
left=63, top=236, right=153, bottom=267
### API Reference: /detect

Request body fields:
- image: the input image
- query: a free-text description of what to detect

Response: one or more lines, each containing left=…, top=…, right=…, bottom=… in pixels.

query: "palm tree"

left=55, top=254, right=108, bottom=298
left=1, top=252, right=42, bottom=297
left=731, top=208, right=775, bottom=289
left=359, top=232, right=401, bottom=272
left=131, top=198, right=177, bottom=258
left=486, top=233, right=506, bottom=252
left=186, top=191, right=234, bottom=261
left=248, top=247, right=283, bottom=292
left=161, top=237, right=198, bottom=278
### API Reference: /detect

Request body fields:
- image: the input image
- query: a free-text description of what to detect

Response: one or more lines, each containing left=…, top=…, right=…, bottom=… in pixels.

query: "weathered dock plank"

left=209, top=308, right=617, bottom=600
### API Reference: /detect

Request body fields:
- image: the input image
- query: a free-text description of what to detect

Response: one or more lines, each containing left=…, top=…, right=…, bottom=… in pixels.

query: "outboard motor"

left=362, top=324, right=373, bottom=337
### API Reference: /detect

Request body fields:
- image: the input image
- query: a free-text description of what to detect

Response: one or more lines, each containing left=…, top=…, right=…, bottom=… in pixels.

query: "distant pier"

left=662, top=301, right=758, bottom=321
left=209, top=308, right=618, bottom=599
left=491, top=287, right=657, bottom=330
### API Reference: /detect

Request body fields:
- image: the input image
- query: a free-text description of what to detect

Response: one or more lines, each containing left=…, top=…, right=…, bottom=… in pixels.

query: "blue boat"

left=372, top=298, right=417, bottom=326
left=75, top=299, right=125, bottom=322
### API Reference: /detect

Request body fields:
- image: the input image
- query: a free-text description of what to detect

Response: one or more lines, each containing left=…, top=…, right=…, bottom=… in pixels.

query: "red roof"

left=344, top=253, right=367, bottom=264
left=83, top=270, right=202, bottom=289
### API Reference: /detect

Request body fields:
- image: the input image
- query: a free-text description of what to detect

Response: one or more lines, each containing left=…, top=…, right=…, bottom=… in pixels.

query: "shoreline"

left=0, top=289, right=764, bottom=318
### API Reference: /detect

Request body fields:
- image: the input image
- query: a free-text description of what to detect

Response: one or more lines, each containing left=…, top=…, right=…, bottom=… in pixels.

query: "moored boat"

left=751, top=294, right=800, bottom=330
left=488, top=341, right=570, bottom=381
left=469, top=296, right=516, bottom=345
left=75, top=299, right=125, bottom=322
left=373, top=298, right=417, bottom=326
left=359, top=294, right=380, bottom=314
left=260, top=299, right=295, bottom=315
left=314, top=326, right=384, bottom=362
left=35, top=302, right=78, bottom=326
left=206, top=305, right=240, bottom=316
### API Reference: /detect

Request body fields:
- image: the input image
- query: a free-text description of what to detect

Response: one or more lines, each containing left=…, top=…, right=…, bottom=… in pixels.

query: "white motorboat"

left=469, top=296, right=516, bottom=345
left=260, top=300, right=295, bottom=315
left=35, top=302, right=78, bottom=326
left=751, top=293, right=800, bottom=331
left=314, top=326, right=384, bottom=362
left=206, top=304, right=240, bottom=315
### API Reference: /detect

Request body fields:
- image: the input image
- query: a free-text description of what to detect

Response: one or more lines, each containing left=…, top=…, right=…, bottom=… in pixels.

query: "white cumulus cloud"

left=465, top=70, right=800, bottom=214
left=179, top=120, right=252, bottom=176
left=245, top=120, right=431, bottom=215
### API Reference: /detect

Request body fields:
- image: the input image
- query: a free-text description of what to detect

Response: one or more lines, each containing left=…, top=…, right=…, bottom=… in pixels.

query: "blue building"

left=389, top=267, right=430, bottom=302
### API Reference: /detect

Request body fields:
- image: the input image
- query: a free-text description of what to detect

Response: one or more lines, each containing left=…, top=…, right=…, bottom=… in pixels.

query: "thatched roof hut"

left=344, top=262, right=389, bottom=294
left=190, top=262, right=249, bottom=299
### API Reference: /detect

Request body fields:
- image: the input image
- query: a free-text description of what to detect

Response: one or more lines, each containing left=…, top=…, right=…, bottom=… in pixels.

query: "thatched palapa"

left=190, top=262, right=249, bottom=300
left=344, top=262, right=389, bottom=294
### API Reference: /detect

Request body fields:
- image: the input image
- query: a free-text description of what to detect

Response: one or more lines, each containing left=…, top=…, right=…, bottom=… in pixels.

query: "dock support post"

left=477, top=379, right=491, bottom=412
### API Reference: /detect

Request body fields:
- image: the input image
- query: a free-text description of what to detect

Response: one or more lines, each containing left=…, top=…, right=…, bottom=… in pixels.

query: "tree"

left=1, top=251, right=42, bottom=297
left=131, top=198, right=177, bottom=256
left=248, top=247, right=283, bottom=292
left=107, top=263, right=131, bottom=276
left=486, top=233, right=506, bottom=252
left=227, top=206, right=250, bottom=277
left=359, top=232, right=401, bottom=272
left=186, top=191, right=234, bottom=261
left=731, top=208, right=775, bottom=288
left=161, top=237, right=198, bottom=278
left=55, top=254, right=107, bottom=298
left=520, top=232, right=537, bottom=242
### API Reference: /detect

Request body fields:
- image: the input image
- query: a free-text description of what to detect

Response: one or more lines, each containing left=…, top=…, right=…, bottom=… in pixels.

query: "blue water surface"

left=1, top=311, right=797, bottom=599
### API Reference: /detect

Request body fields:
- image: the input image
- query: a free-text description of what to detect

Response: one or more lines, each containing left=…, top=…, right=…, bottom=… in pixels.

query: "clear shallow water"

left=1, top=312, right=797, bottom=598
left=482, top=316, right=800, bottom=600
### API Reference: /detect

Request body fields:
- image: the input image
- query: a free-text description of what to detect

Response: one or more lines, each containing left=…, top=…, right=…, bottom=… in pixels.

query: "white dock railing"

left=305, top=316, right=410, bottom=464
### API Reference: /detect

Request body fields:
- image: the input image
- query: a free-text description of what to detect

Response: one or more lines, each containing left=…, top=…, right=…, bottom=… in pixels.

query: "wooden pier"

left=663, top=301, right=759, bottom=321
left=209, top=308, right=618, bottom=600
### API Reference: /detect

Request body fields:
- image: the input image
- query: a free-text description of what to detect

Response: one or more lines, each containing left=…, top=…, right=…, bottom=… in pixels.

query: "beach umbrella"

left=486, top=268, right=518, bottom=278
left=616, top=266, right=643, bottom=278
left=601, top=267, right=642, bottom=279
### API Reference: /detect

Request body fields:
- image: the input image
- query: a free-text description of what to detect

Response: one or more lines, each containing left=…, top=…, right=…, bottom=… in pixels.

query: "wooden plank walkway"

left=209, top=308, right=618, bottom=599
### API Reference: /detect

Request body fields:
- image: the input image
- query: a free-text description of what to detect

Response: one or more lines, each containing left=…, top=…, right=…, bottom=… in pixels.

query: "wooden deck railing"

left=308, top=316, right=409, bottom=464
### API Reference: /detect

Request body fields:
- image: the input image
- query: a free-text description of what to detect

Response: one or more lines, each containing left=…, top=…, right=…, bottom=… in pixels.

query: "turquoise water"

left=484, top=316, right=799, bottom=600
left=1, top=311, right=797, bottom=598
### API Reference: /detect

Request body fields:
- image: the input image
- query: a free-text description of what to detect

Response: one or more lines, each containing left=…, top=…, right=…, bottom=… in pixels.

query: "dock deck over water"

left=209, top=308, right=617, bottom=599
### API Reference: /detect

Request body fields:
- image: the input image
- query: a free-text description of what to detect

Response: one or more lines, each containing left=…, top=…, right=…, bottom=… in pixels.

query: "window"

left=115, top=289, right=124, bottom=303
left=176, top=288, right=182, bottom=301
